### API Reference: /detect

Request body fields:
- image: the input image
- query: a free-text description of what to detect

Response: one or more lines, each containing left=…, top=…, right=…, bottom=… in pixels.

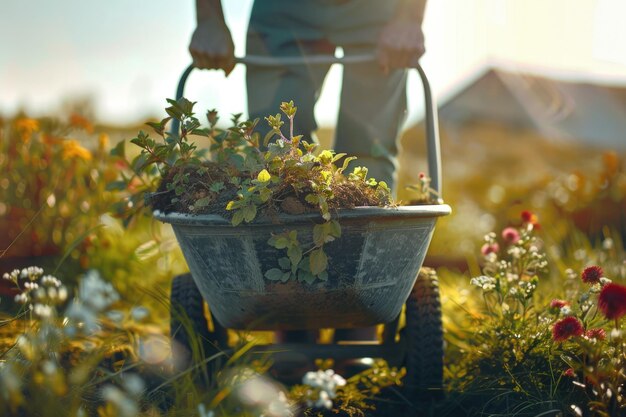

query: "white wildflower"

left=603, top=238, right=614, bottom=250
left=197, top=403, right=215, bottom=417
left=130, top=307, right=149, bottom=321
left=600, top=277, right=612, bottom=286
left=506, top=273, right=519, bottom=282
left=470, top=275, right=497, bottom=292
left=41, top=275, right=62, bottom=287
left=121, top=373, right=145, bottom=397
left=20, top=266, right=44, bottom=281
left=57, top=286, right=68, bottom=302
left=79, top=270, right=120, bottom=312
left=33, top=304, right=53, bottom=319
left=101, top=385, right=138, bottom=417
left=23, top=282, right=39, bottom=291
left=14, top=293, right=29, bottom=304
left=302, top=369, right=346, bottom=410
left=560, top=306, right=573, bottom=316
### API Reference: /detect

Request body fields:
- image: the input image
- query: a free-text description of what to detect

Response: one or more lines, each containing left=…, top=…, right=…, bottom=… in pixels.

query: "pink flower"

left=563, top=368, right=576, bottom=378
left=552, top=316, right=584, bottom=342
left=585, top=328, right=606, bottom=340
left=598, top=283, right=626, bottom=320
left=481, top=243, right=500, bottom=256
left=550, top=299, right=569, bottom=310
left=501, top=227, right=520, bottom=244
left=581, top=266, right=603, bottom=284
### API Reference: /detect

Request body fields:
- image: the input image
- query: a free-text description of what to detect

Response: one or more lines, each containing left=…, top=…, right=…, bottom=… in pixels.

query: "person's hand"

left=377, top=18, right=425, bottom=74
left=189, top=17, right=235, bottom=75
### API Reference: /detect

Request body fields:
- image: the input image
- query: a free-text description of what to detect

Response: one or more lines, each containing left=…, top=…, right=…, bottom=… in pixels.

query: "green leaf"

left=309, top=249, right=328, bottom=275
left=242, top=205, right=257, bottom=222
left=287, top=245, right=302, bottom=270
left=330, top=220, right=341, bottom=238
left=317, top=271, right=328, bottom=281
left=278, top=257, right=291, bottom=269
left=209, top=182, right=225, bottom=193
left=298, top=271, right=316, bottom=284
left=273, top=237, right=289, bottom=249
left=110, top=140, right=126, bottom=157
left=194, top=196, right=212, bottom=208
left=305, top=194, right=319, bottom=205
left=338, top=156, right=357, bottom=175
left=265, top=268, right=284, bottom=281
left=231, top=210, right=244, bottom=226
left=281, top=272, right=292, bottom=283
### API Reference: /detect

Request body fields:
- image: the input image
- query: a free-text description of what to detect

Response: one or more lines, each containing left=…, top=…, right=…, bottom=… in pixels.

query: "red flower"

left=585, top=328, right=606, bottom=340
left=481, top=243, right=500, bottom=256
left=501, top=227, right=520, bottom=244
left=550, top=299, right=569, bottom=310
left=598, top=283, right=626, bottom=320
left=581, top=266, right=603, bottom=284
left=552, top=316, right=584, bottom=342
left=521, top=210, right=540, bottom=230
left=563, top=368, right=576, bottom=378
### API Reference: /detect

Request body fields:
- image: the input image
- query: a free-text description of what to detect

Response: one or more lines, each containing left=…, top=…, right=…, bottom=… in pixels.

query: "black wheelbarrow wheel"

left=401, top=268, right=444, bottom=402
left=170, top=273, right=228, bottom=373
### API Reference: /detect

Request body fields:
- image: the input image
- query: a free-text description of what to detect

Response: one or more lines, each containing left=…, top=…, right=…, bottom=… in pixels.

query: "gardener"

left=189, top=0, right=428, bottom=347
left=189, top=0, right=428, bottom=195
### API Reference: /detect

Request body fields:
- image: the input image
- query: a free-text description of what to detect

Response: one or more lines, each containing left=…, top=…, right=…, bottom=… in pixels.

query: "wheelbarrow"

left=157, top=55, right=452, bottom=400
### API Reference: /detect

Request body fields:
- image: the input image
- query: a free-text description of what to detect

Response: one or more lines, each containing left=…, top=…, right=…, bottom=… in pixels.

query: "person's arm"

left=377, top=0, right=428, bottom=74
left=189, top=0, right=235, bottom=75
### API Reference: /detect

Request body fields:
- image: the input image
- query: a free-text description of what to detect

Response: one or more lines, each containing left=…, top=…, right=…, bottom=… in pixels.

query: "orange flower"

left=13, top=118, right=39, bottom=142
left=98, top=133, right=109, bottom=152
left=69, top=113, right=94, bottom=133
left=61, top=139, right=92, bottom=161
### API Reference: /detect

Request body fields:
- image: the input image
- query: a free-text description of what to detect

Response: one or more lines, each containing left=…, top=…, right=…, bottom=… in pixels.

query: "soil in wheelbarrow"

left=150, top=161, right=388, bottom=218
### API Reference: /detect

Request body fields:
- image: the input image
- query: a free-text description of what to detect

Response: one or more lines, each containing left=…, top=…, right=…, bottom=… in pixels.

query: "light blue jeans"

left=246, top=0, right=407, bottom=193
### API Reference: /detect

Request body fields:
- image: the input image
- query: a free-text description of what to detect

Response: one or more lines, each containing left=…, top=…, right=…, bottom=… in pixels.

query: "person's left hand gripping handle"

left=189, top=0, right=235, bottom=75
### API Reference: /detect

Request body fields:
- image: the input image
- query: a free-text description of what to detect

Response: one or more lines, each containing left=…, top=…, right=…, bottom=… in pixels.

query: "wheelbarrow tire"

left=401, top=268, right=444, bottom=402
left=170, top=273, right=228, bottom=374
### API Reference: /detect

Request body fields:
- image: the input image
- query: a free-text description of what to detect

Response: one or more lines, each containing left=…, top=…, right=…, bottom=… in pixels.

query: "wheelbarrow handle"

left=170, top=55, right=442, bottom=198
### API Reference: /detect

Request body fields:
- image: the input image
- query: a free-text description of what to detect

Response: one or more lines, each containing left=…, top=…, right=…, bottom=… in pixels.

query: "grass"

left=1, top=113, right=625, bottom=416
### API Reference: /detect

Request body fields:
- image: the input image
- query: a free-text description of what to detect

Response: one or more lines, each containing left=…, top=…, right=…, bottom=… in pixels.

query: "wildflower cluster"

left=301, top=369, right=347, bottom=409
left=471, top=210, right=548, bottom=315
left=0, top=113, right=118, bottom=259
left=0, top=267, right=144, bottom=417
left=289, top=360, right=403, bottom=415
left=3, top=267, right=68, bottom=319
left=549, top=265, right=626, bottom=416
left=65, top=270, right=121, bottom=334
left=446, top=211, right=558, bottom=411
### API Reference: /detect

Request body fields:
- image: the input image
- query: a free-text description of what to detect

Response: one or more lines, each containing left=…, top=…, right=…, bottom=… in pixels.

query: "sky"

left=1, top=0, right=626, bottom=127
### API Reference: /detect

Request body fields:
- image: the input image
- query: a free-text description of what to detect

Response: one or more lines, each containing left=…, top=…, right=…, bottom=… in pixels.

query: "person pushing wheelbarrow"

left=188, top=0, right=429, bottom=346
